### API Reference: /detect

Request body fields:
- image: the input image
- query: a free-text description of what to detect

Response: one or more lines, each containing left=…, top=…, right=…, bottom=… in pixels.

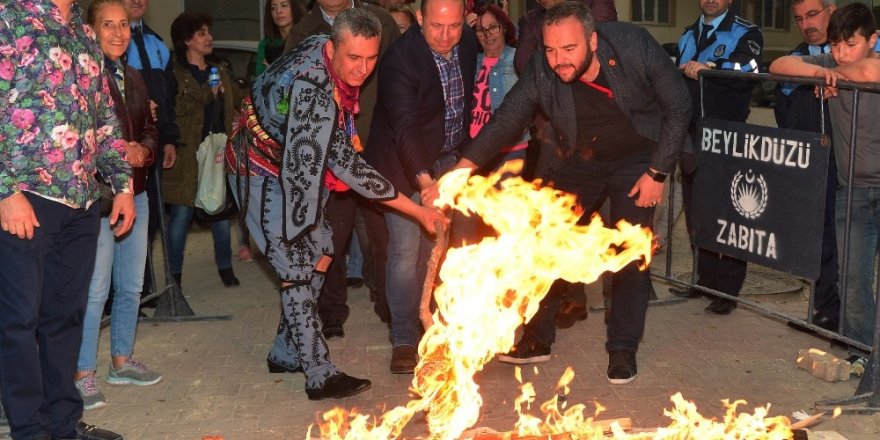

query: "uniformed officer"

left=674, top=0, right=764, bottom=315
left=775, top=0, right=839, bottom=331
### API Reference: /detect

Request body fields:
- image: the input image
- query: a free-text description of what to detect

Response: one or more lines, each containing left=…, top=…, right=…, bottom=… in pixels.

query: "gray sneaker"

left=74, top=374, right=107, bottom=410
left=106, top=358, right=162, bottom=386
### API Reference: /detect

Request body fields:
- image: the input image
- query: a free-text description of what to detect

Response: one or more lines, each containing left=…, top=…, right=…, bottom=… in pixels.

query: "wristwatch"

left=646, top=169, right=668, bottom=183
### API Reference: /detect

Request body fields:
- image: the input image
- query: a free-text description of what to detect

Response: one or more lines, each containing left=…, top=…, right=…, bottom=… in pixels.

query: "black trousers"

left=526, top=153, right=655, bottom=353
left=317, top=191, right=358, bottom=325
left=681, top=168, right=747, bottom=297
left=0, top=193, right=100, bottom=439
left=815, top=153, right=840, bottom=320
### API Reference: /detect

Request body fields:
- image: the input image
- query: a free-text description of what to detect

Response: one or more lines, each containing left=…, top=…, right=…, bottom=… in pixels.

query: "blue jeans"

left=166, top=204, right=232, bottom=275
left=836, top=186, right=880, bottom=348
left=347, top=231, right=363, bottom=279
left=384, top=192, right=433, bottom=347
left=77, top=192, right=150, bottom=372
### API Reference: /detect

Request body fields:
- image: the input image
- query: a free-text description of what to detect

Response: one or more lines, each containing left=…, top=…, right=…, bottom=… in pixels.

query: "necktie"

left=131, top=25, right=154, bottom=84
left=697, top=23, right=714, bottom=53
left=112, top=62, right=125, bottom=100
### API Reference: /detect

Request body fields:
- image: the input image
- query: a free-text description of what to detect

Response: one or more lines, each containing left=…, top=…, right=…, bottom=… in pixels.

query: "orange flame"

left=311, top=163, right=791, bottom=439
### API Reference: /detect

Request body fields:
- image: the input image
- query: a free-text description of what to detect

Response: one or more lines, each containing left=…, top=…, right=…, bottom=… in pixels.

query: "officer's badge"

left=748, top=40, right=762, bottom=56
left=714, top=45, right=726, bottom=57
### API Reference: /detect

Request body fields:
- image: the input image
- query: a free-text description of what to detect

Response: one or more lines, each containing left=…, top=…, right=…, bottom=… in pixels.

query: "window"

left=631, top=0, right=672, bottom=25
left=183, top=0, right=263, bottom=40
left=753, top=0, right=788, bottom=30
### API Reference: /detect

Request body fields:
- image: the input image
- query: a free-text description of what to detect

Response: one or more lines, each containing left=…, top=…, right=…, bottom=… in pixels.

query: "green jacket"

left=163, top=60, right=242, bottom=206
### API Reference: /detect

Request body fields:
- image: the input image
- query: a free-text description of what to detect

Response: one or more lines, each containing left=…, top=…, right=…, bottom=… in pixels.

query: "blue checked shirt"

left=431, top=46, right=465, bottom=153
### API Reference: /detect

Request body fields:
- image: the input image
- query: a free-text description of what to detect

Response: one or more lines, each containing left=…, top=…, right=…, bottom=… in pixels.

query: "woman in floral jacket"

left=163, top=12, right=244, bottom=287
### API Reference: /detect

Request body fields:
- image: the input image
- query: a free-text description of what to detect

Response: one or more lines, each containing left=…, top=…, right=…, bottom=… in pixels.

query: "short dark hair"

left=263, top=0, right=305, bottom=40
left=388, top=4, right=417, bottom=26
left=544, top=0, right=595, bottom=37
left=472, top=3, right=517, bottom=47
left=86, top=0, right=125, bottom=27
left=330, top=8, right=383, bottom=44
left=828, top=2, right=876, bottom=43
left=171, top=11, right=213, bottom=65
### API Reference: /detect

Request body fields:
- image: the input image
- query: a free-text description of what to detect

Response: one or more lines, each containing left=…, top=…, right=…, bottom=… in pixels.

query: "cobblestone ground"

left=2, top=109, right=879, bottom=439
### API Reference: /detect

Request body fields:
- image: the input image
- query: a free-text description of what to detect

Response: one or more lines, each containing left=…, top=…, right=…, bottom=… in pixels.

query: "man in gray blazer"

left=427, top=0, right=691, bottom=385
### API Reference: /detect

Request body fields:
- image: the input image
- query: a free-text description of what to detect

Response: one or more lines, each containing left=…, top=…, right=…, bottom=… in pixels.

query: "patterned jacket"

left=250, top=35, right=396, bottom=243
left=0, top=0, right=131, bottom=208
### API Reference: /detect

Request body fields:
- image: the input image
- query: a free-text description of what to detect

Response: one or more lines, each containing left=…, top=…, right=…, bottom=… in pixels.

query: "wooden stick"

left=420, top=219, right=449, bottom=329
left=464, top=417, right=633, bottom=439
left=789, top=412, right=825, bottom=430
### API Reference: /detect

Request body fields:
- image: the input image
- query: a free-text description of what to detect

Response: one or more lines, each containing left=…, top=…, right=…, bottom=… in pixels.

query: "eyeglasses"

left=793, top=6, right=830, bottom=25
left=474, top=24, right=502, bottom=38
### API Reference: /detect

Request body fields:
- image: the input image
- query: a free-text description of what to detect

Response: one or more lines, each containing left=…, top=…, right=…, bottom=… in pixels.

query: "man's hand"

left=680, top=61, right=710, bottom=80
left=149, top=100, right=158, bottom=122
left=162, top=144, right=177, bottom=168
left=415, top=206, right=449, bottom=235
left=814, top=66, right=846, bottom=99
left=125, top=141, right=149, bottom=167
left=628, top=173, right=665, bottom=208
left=109, top=193, right=135, bottom=237
left=0, top=193, right=40, bottom=240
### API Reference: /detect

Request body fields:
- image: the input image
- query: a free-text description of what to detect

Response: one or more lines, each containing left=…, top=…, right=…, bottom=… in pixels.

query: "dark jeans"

left=318, top=191, right=357, bottom=325
left=525, top=153, right=655, bottom=353
left=680, top=168, right=747, bottom=297
left=0, top=193, right=100, bottom=439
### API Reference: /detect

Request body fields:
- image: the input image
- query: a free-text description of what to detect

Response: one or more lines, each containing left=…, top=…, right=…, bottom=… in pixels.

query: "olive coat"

left=163, top=60, right=242, bottom=206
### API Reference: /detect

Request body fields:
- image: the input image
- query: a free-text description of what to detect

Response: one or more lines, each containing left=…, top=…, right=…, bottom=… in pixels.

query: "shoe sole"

left=496, top=353, right=551, bottom=365
left=607, top=373, right=637, bottom=385
left=107, top=375, right=163, bottom=386
left=83, top=400, right=108, bottom=410
left=307, top=382, right=372, bottom=400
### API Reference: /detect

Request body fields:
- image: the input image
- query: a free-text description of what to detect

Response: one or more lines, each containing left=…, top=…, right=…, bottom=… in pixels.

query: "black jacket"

left=127, top=22, right=180, bottom=147
left=364, top=24, right=478, bottom=196
left=774, top=42, right=833, bottom=133
left=463, top=21, right=691, bottom=177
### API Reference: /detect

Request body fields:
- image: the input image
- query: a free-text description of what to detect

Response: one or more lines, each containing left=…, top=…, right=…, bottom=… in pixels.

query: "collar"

left=430, top=44, right=460, bottom=63
left=320, top=0, right=355, bottom=26
left=809, top=42, right=830, bottom=56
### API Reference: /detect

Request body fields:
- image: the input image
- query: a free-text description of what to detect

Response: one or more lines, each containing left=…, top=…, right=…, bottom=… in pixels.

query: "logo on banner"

left=730, top=169, right=767, bottom=219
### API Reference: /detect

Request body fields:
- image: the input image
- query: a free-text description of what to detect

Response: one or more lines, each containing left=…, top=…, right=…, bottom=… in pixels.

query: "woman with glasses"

left=470, top=3, right=529, bottom=173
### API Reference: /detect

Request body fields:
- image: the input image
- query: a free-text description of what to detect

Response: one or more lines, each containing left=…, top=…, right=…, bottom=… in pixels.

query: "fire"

left=310, top=163, right=791, bottom=439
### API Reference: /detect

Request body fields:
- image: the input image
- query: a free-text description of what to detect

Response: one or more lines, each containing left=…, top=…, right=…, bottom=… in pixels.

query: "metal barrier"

left=647, top=69, right=880, bottom=414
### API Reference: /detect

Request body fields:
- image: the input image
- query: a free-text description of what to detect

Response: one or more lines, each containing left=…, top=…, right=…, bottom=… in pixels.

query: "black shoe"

left=705, top=298, right=737, bottom=315
left=497, top=335, right=551, bottom=365
left=266, top=357, right=303, bottom=374
left=218, top=268, right=240, bottom=287
left=813, top=313, right=839, bottom=332
left=555, top=300, right=588, bottom=329
left=390, top=345, right=419, bottom=374
left=305, top=372, right=371, bottom=400
left=669, top=287, right=704, bottom=299
left=74, top=422, right=123, bottom=440
left=607, top=350, right=638, bottom=385
left=322, top=321, right=345, bottom=340
left=346, top=277, right=364, bottom=288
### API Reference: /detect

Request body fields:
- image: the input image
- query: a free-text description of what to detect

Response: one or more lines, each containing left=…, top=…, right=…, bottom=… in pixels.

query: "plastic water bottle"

left=208, top=66, right=220, bottom=88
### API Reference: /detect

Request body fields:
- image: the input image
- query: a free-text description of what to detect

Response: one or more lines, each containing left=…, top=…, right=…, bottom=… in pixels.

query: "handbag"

left=194, top=87, right=237, bottom=221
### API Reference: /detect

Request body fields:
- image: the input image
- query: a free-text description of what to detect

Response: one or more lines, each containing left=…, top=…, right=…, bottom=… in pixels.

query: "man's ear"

left=590, top=31, right=598, bottom=51
left=870, top=31, right=878, bottom=50
left=416, top=9, right=423, bottom=26
left=326, top=39, right=335, bottom=61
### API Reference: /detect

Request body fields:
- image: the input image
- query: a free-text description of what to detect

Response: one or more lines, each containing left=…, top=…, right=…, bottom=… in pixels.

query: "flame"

left=311, top=163, right=791, bottom=439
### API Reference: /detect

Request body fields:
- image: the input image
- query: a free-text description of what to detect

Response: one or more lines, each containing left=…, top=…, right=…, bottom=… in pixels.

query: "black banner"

left=692, top=119, right=830, bottom=280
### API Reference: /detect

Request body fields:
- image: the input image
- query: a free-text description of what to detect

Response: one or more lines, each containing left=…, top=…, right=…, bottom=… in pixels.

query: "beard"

left=554, top=47, right=593, bottom=83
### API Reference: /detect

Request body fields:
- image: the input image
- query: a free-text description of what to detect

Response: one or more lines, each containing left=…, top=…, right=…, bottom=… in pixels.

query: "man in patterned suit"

left=226, top=8, right=446, bottom=400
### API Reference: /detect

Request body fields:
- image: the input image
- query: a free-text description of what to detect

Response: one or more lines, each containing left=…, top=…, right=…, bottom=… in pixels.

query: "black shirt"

left=571, top=69, right=655, bottom=161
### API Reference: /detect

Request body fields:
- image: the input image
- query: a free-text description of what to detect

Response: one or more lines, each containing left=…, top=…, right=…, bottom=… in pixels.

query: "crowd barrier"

left=649, top=69, right=880, bottom=413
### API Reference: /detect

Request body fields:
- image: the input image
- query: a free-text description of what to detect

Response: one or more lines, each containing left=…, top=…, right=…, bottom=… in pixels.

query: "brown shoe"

left=554, top=301, right=588, bottom=329
left=390, top=345, right=418, bottom=374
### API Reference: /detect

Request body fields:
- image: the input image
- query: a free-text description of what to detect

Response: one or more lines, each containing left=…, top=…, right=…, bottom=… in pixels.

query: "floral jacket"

left=0, top=0, right=131, bottom=209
